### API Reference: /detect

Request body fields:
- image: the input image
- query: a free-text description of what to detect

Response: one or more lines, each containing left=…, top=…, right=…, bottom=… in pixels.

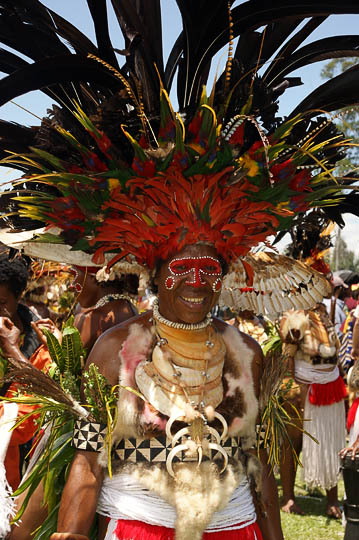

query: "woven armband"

left=72, top=418, right=107, bottom=452
left=255, top=424, right=267, bottom=450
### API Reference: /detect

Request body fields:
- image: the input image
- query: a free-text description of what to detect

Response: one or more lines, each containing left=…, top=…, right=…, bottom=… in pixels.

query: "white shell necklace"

left=152, top=298, right=212, bottom=330
left=93, top=293, right=134, bottom=310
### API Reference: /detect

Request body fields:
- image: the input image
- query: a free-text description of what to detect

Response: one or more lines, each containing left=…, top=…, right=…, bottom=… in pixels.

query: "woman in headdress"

left=0, top=253, right=62, bottom=539
left=1, top=2, right=359, bottom=538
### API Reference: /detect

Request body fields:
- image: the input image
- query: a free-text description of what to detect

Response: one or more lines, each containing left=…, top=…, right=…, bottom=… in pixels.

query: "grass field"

left=277, top=471, right=345, bottom=540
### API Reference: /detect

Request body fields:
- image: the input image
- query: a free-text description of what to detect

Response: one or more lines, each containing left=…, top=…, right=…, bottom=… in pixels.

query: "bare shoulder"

left=83, top=311, right=152, bottom=386
left=96, top=297, right=138, bottom=323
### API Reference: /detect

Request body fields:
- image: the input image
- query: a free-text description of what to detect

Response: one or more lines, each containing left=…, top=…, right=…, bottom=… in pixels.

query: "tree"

left=330, top=228, right=359, bottom=271
left=321, top=58, right=359, bottom=171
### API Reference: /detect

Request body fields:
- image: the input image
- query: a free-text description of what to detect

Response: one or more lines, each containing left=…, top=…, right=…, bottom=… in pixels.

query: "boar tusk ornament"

left=165, top=412, right=229, bottom=477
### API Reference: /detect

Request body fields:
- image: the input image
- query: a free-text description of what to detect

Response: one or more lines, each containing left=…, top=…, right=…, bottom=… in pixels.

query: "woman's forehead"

left=169, top=244, right=219, bottom=259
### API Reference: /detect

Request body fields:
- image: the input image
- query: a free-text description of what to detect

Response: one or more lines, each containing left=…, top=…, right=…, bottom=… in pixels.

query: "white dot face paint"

left=166, top=256, right=222, bottom=290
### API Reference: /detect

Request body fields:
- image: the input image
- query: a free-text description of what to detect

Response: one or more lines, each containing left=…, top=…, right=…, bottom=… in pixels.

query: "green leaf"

left=62, top=326, right=84, bottom=374
left=42, top=329, right=65, bottom=372
left=32, top=233, right=64, bottom=244
left=30, top=147, right=66, bottom=171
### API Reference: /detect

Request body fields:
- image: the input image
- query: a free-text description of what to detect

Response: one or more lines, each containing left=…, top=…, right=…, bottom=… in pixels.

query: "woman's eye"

left=204, top=265, right=221, bottom=273
left=174, top=265, right=187, bottom=272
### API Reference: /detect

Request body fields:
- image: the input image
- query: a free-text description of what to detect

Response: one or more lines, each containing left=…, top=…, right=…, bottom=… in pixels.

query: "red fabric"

left=347, top=397, right=359, bottom=433
left=309, top=375, right=347, bottom=406
left=113, top=519, right=263, bottom=539
left=1, top=345, right=51, bottom=490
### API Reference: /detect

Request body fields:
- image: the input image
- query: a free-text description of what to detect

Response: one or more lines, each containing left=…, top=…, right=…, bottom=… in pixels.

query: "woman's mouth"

left=179, top=296, right=207, bottom=310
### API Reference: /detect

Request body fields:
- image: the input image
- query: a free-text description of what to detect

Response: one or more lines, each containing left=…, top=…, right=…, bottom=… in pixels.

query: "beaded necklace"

left=93, top=293, right=134, bottom=310
left=152, top=298, right=212, bottom=330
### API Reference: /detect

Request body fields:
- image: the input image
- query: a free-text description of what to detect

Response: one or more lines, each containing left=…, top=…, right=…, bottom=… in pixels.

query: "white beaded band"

left=152, top=298, right=212, bottom=330
left=93, top=293, right=134, bottom=310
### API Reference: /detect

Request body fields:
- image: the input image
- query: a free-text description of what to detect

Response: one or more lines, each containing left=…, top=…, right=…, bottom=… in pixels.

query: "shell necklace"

left=152, top=298, right=212, bottom=330
left=93, top=293, right=134, bottom=310
left=135, top=313, right=229, bottom=477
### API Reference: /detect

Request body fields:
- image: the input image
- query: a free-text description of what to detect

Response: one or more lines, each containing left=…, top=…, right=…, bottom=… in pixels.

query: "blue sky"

left=1, top=0, right=359, bottom=254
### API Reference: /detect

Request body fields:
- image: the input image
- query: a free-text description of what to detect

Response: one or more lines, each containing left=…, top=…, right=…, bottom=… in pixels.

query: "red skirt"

left=111, top=519, right=263, bottom=539
left=347, top=397, right=359, bottom=432
left=308, top=374, right=347, bottom=406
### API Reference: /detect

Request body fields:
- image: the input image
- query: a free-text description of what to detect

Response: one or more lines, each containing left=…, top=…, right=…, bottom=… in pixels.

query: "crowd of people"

left=1, top=2, right=359, bottom=540
left=0, top=253, right=358, bottom=540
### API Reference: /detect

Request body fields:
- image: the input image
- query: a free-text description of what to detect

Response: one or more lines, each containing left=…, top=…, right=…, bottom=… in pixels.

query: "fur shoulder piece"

left=280, top=309, right=309, bottom=342
left=219, top=325, right=258, bottom=448
left=112, top=322, right=154, bottom=440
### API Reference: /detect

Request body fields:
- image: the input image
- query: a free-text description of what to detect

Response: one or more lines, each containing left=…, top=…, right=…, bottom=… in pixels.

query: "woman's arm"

left=255, top=449, right=284, bottom=540
left=246, top=333, right=284, bottom=540
left=50, top=450, right=103, bottom=539
left=50, top=319, right=136, bottom=537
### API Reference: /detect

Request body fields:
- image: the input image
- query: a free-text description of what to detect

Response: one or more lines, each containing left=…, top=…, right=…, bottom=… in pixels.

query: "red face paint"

left=167, top=256, right=222, bottom=289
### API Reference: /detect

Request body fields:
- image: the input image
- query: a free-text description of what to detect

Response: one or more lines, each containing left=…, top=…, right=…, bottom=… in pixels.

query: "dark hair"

left=352, top=288, right=359, bottom=301
left=0, top=254, right=29, bottom=297
left=99, top=274, right=139, bottom=295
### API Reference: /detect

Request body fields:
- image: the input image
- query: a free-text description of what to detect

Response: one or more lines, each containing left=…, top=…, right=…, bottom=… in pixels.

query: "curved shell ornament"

left=165, top=413, right=230, bottom=477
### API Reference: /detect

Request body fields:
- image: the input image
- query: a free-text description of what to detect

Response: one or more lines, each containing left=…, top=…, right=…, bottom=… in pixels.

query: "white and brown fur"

left=101, top=323, right=261, bottom=540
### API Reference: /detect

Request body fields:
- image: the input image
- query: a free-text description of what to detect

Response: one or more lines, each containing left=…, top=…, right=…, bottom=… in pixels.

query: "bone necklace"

left=135, top=314, right=229, bottom=476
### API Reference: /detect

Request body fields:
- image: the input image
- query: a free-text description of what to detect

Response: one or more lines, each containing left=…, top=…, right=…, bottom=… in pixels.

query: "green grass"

left=277, top=470, right=345, bottom=540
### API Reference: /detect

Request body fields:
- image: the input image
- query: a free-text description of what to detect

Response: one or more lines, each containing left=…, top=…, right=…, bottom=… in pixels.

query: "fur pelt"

left=111, top=323, right=155, bottom=439
left=109, top=457, right=261, bottom=540
left=280, top=309, right=309, bottom=342
left=219, top=325, right=258, bottom=449
left=100, top=321, right=261, bottom=537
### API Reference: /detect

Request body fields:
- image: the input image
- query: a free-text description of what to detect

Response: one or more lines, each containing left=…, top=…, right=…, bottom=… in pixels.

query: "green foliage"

left=330, top=231, right=359, bottom=271
left=58, top=289, right=76, bottom=314
left=262, top=319, right=282, bottom=357
left=259, top=326, right=318, bottom=467
left=321, top=57, right=359, bottom=80
left=43, top=318, right=85, bottom=377
left=258, top=375, right=318, bottom=468
left=83, top=363, right=117, bottom=424
left=0, top=351, right=7, bottom=379
left=321, top=57, right=359, bottom=172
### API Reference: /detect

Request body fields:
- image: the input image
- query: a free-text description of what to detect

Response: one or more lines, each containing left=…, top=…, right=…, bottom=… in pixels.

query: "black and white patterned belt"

left=72, top=419, right=241, bottom=463
left=111, top=434, right=241, bottom=463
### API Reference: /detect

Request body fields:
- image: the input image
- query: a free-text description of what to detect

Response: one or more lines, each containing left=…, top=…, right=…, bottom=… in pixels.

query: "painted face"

left=166, top=256, right=222, bottom=292
left=155, top=244, right=223, bottom=325
left=0, top=283, right=19, bottom=319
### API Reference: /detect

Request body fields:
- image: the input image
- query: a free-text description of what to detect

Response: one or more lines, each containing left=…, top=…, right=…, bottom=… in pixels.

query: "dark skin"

left=339, top=434, right=359, bottom=459
left=279, top=305, right=342, bottom=518
left=0, top=282, right=60, bottom=362
left=72, top=268, right=138, bottom=351
left=50, top=245, right=283, bottom=540
left=9, top=269, right=137, bottom=540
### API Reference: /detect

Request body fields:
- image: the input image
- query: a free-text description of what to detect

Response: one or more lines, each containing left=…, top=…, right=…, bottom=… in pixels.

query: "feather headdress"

left=1, top=1, right=359, bottom=314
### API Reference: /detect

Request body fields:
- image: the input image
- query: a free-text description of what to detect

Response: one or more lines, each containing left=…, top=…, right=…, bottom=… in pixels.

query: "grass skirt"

left=302, top=394, right=345, bottom=490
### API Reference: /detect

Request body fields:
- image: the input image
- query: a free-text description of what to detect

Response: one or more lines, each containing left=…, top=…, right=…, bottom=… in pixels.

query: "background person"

left=279, top=302, right=346, bottom=519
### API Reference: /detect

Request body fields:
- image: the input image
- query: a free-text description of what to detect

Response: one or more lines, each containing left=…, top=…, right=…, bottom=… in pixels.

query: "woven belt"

left=112, top=434, right=241, bottom=463
left=312, top=355, right=337, bottom=365
left=72, top=419, right=107, bottom=452
left=72, top=419, right=242, bottom=463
